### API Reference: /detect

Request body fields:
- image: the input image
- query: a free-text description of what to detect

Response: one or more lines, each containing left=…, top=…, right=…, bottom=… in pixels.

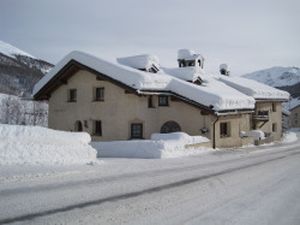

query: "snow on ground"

left=0, top=40, right=35, bottom=59
left=282, top=131, right=298, bottom=143
left=0, top=131, right=299, bottom=225
left=0, top=124, right=97, bottom=165
left=92, top=132, right=211, bottom=159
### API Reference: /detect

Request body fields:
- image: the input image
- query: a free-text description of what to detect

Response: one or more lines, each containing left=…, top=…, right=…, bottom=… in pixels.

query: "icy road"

left=0, top=139, right=300, bottom=225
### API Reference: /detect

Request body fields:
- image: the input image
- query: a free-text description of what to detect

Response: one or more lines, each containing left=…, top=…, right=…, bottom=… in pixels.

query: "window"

left=272, top=123, right=277, bottom=132
left=148, top=96, right=154, bottom=108
left=131, top=123, right=143, bottom=139
left=94, top=120, right=102, bottom=136
left=187, top=60, right=195, bottom=67
left=94, top=87, right=104, bottom=101
left=68, top=89, right=77, bottom=102
left=220, top=122, right=230, bottom=138
left=160, top=121, right=181, bottom=133
left=272, top=103, right=276, bottom=112
left=74, top=121, right=83, bottom=132
left=158, top=96, right=169, bottom=106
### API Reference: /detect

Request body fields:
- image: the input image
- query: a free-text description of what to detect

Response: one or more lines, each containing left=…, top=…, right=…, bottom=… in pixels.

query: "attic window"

left=158, top=96, right=169, bottom=106
left=68, top=89, right=77, bottom=102
left=187, top=60, right=195, bottom=67
left=94, top=87, right=104, bottom=101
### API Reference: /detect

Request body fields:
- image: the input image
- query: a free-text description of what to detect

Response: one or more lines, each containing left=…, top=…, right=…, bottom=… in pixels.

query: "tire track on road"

left=1, top=150, right=299, bottom=225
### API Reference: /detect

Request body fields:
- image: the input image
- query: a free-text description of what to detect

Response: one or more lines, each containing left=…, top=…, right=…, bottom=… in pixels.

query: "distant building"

left=290, top=105, right=300, bottom=128
left=33, top=49, right=289, bottom=148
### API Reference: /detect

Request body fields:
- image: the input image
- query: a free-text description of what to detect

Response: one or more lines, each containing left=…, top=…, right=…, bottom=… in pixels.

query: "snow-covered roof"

left=218, top=76, right=290, bottom=100
left=287, top=97, right=300, bottom=111
left=0, top=40, right=35, bottom=59
left=161, top=66, right=204, bottom=82
left=117, top=54, right=159, bottom=71
left=33, top=51, right=255, bottom=112
left=177, top=49, right=204, bottom=61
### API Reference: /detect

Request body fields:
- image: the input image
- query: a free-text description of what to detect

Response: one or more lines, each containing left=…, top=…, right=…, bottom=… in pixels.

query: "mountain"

left=0, top=40, right=53, bottom=97
left=243, top=66, right=300, bottom=110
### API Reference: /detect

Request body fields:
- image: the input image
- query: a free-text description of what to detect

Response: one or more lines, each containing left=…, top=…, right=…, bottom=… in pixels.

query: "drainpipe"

left=212, top=115, right=219, bottom=149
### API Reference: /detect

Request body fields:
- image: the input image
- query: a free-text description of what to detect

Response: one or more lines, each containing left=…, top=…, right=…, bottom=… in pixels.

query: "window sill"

left=220, top=135, right=230, bottom=139
left=92, top=100, right=104, bottom=102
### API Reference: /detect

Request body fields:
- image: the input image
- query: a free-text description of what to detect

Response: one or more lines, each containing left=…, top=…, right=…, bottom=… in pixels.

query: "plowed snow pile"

left=0, top=124, right=97, bottom=165
left=92, top=132, right=211, bottom=159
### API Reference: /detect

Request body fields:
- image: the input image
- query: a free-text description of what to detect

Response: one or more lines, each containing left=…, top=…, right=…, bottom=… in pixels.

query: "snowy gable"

left=33, top=51, right=170, bottom=96
left=161, top=66, right=204, bottom=82
left=117, top=54, right=160, bottom=73
left=33, top=51, right=255, bottom=112
left=218, top=76, right=290, bottom=100
left=164, top=76, right=255, bottom=111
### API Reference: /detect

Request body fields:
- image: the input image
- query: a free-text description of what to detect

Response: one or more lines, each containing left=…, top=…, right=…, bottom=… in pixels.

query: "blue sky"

left=1, top=0, right=299, bottom=74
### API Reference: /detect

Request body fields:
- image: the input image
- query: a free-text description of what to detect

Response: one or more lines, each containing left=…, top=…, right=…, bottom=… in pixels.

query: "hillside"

left=243, top=66, right=300, bottom=109
left=0, top=40, right=53, bottom=97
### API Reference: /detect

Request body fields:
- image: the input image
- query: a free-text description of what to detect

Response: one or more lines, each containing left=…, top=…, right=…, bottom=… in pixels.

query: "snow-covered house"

left=290, top=105, right=300, bottom=128
left=218, top=75, right=290, bottom=141
left=33, top=50, right=287, bottom=148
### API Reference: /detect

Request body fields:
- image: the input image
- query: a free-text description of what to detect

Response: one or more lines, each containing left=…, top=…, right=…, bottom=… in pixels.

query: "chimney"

left=219, top=64, right=230, bottom=76
left=177, top=49, right=204, bottom=69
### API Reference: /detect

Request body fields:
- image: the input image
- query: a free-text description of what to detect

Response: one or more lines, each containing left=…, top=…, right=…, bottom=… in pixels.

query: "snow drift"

left=92, top=132, right=211, bottom=159
left=0, top=124, right=97, bottom=165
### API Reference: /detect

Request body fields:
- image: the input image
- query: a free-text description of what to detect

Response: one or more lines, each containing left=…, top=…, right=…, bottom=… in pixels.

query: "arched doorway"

left=160, top=121, right=181, bottom=133
left=75, top=120, right=83, bottom=132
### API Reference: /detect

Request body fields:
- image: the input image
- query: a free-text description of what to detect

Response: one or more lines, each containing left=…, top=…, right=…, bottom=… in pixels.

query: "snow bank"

left=282, top=131, right=298, bottom=143
left=151, top=132, right=209, bottom=143
left=0, top=124, right=97, bottom=165
left=92, top=132, right=211, bottom=159
left=241, top=130, right=265, bottom=140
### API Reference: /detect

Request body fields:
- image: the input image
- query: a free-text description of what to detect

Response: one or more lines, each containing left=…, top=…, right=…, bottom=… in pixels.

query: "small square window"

left=94, top=87, right=104, bottom=101
left=68, top=89, right=77, bottom=102
left=131, top=123, right=143, bottom=139
left=220, top=122, right=230, bottom=138
left=94, top=120, right=102, bottom=136
left=158, top=96, right=169, bottom=106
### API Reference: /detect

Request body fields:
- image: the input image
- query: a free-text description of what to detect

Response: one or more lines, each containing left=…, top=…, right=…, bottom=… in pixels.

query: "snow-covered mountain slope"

left=243, top=66, right=300, bottom=88
left=0, top=40, right=53, bottom=97
left=242, top=66, right=300, bottom=110
left=0, top=40, right=35, bottom=59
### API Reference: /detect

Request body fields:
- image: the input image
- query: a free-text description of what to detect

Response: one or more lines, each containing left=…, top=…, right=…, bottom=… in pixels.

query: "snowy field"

left=0, top=131, right=299, bottom=225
